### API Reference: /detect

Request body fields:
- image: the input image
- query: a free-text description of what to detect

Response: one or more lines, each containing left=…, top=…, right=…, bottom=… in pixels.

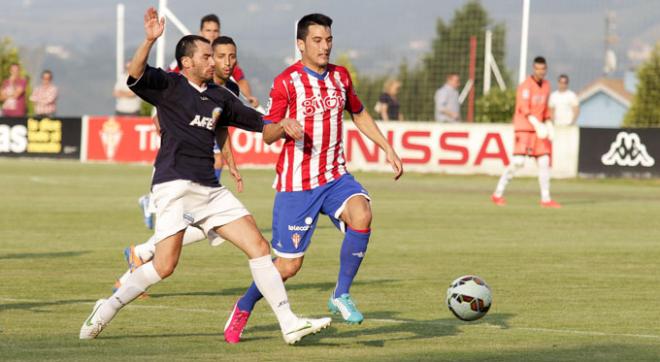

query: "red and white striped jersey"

left=265, top=61, right=364, bottom=192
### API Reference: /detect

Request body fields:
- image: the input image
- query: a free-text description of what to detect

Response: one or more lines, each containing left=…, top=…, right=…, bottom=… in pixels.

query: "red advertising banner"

left=80, top=117, right=578, bottom=178
left=83, top=116, right=159, bottom=163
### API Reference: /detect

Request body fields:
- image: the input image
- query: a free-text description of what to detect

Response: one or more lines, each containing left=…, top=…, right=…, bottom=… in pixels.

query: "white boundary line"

left=2, top=298, right=659, bottom=340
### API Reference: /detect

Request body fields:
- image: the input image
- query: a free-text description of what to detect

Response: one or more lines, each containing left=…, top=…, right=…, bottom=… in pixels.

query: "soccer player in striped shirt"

left=223, top=13, right=403, bottom=343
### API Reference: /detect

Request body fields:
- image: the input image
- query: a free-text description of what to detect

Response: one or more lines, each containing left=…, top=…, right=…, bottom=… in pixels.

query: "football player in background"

left=491, top=56, right=561, bottom=208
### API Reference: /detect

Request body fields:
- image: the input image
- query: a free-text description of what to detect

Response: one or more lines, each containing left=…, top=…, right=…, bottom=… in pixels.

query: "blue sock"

left=334, top=227, right=370, bottom=298
left=214, top=168, right=222, bottom=182
left=237, top=282, right=263, bottom=312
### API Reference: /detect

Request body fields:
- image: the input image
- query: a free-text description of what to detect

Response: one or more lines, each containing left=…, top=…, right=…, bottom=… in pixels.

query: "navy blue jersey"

left=223, top=79, right=240, bottom=97
left=128, top=65, right=263, bottom=187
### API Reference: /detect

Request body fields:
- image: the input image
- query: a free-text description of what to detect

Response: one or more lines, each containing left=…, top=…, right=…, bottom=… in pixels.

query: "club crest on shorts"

left=291, top=233, right=301, bottom=249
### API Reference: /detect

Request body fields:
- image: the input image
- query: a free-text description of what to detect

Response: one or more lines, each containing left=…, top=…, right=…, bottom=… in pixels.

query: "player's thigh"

left=271, top=190, right=323, bottom=259
left=273, top=255, right=305, bottom=280
left=213, top=215, right=269, bottom=259
left=533, top=138, right=552, bottom=158
left=321, top=174, right=371, bottom=230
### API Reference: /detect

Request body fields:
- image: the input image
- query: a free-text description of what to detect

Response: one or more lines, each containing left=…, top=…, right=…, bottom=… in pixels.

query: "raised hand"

left=144, top=7, right=165, bottom=41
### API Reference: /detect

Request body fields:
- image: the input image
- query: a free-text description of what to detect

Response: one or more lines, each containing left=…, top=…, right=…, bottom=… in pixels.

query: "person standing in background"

left=549, top=74, right=579, bottom=126
left=30, top=70, right=59, bottom=118
left=434, top=73, right=461, bottom=122
left=377, top=78, right=403, bottom=121
left=1, top=63, right=27, bottom=117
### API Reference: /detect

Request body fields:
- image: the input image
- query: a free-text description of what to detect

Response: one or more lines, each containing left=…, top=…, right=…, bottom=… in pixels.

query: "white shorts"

left=151, top=180, right=250, bottom=244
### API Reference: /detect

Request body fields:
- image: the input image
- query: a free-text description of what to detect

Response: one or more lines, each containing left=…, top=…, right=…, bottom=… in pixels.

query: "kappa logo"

left=601, top=132, right=655, bottom=167
left=183, top=212, right=195, bottom=224
left=351, top=252, right=365, bottom=258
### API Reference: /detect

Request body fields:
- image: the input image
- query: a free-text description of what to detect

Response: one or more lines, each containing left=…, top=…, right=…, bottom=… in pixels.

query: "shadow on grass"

left=101, top=332, right=270, bottom=342
left=0, top=298, right=95, bottom=312
left=238, top=312, right=514, bottom=347
left=149, top=279, right=398, bottom=299
left=0, top=251, right=91, bottom=260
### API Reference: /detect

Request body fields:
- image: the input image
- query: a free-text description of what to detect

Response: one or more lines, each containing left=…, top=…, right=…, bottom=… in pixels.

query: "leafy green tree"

left=475, top=88, right=515, bottom=123
left=356, top=0, right=510, bottom=122
left=623, top=42, right=660, bottom=127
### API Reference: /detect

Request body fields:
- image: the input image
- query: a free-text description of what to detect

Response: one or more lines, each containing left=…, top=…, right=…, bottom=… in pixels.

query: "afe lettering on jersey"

left=189, top=107, right=222, bottom=130
left=302, top=92, right=345, bottom=117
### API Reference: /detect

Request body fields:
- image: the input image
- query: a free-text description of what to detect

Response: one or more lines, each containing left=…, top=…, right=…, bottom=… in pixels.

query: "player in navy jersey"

left=110, top=36, right=248, bottom=297
left=223, top=13, right=403, bottom=344
left=81, top=8, right=330, bottom=344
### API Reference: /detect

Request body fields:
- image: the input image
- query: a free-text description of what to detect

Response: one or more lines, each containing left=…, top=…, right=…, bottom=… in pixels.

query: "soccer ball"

left=446, top=275, right=492, bottom=321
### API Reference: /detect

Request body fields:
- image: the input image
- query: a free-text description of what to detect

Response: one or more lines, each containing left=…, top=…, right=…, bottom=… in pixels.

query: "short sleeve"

left=263, top=78, right=289, bottom=124
left=344, top=71, right=364, bottom=114
left=570, top=93, right=579, bottom=107
left=127, top=65, right=172, bottom=106
left=378, top=93, right=390, bottom=104
left=232, top=64, right=246, bottom=82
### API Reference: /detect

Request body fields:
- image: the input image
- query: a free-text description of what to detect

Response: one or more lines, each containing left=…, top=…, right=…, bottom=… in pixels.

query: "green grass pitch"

left=1, top=158, right=660, bottom=361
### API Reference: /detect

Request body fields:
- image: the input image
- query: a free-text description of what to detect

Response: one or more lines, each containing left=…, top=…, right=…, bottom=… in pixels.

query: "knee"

left=153, top=258, right=178, bottom=279
left=348, top=203, right=372, bottom=230
left=253, top=238, right=271, bottom=258
left=276, top=258, right=303, bottom=280
left=512, top=156, right=525, bottom=169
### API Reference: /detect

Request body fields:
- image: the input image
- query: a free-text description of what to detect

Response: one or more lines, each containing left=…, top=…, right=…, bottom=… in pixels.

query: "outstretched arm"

left=128, top=7, right=165, bottom=79
left=352, top=109, right=403, bottom=180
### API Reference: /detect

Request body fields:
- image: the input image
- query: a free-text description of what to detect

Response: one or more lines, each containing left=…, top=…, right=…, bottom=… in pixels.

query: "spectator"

left=549, top=74, right=579, bottom=126
left=377, top=79, right=403, bottom=121
left=434, top=73, right=461, bottom=122
left=113, top=62, right=142, bottom=116
left=30, top=70, right=59, bottom=118
left=0, top=63, right=27, bottom=117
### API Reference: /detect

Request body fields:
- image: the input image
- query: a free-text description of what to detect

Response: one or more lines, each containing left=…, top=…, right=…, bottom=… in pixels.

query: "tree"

left=623, top=42, right=660, bottom=127
left=355, top=0, right=510, bottom=122
left=475, top=88, right=515, bottom=123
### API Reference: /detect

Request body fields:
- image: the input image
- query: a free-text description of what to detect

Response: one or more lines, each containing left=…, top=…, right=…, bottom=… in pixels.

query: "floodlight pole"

left=116, top=3, right=125, bottom=82
left=518, top=0, right=530, bottom=84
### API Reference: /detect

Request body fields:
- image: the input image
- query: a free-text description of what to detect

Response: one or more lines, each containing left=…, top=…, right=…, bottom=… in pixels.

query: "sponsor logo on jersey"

left=301, top=92, right=346, bottom=117
left=189, top=111, right=220, bottom=130
left=601, top=132, right=655, bottom=167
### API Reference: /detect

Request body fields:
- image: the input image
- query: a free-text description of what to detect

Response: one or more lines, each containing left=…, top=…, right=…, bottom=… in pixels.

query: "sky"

left=1, top=0, right=658, bottom=116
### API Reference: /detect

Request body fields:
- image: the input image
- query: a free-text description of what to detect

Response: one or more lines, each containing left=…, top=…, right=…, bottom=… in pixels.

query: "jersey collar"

left=188, top=79, right=208, bottom=93
left=302, top=65, right=328, bottom=80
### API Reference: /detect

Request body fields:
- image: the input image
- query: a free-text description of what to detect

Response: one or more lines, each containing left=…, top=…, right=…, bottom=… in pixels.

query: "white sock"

left=248, top=255, right=298, bottom=331
left=538, top=155, right=551, bottom=202
left=118, top=269, right=131, bottom=285
left=495, top=155, right=525, bottom=197
left=134, top=235, right=157, bottom=262
left=182, top=227, right=206, bottom=247
left=98, top=262, right=161, bottom=323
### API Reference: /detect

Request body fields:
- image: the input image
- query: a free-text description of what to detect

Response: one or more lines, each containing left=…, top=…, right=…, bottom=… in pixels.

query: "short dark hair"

left=446, top=72, right=459, bottom=80
left=175, top=35, right=210, bottom=69
left=558, top=74, right=569, bottom=82
left=200, top=14, right=220, bottom=30
left=42, top=69, right=52, bottom=78
left=533, top=56, right=546, bottom=65
left=212, top=36, right=236, bottom=50
left=296, top=13, right=333, bottom=40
